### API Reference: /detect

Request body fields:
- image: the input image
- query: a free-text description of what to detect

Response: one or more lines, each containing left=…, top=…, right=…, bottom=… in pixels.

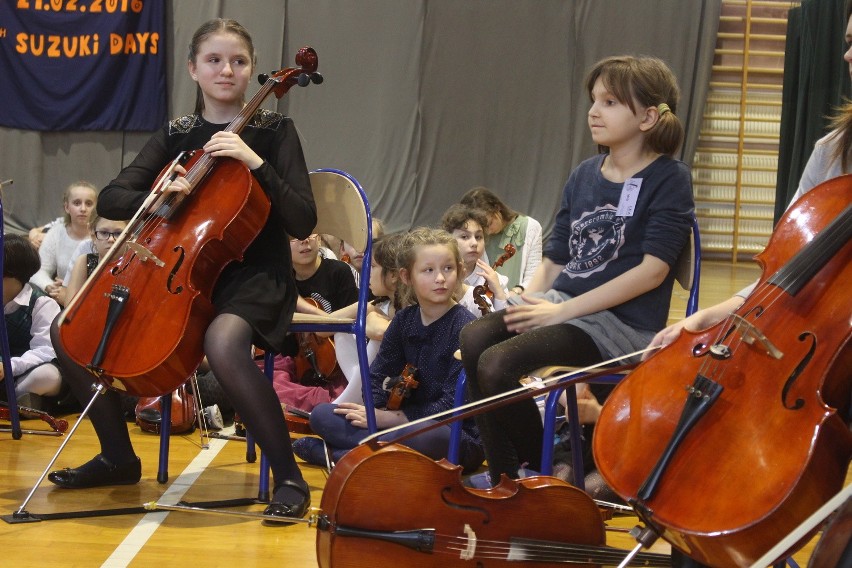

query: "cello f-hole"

left=167, top=246, right=186, bottom=294
left=781, top=332, right=816, bottom=411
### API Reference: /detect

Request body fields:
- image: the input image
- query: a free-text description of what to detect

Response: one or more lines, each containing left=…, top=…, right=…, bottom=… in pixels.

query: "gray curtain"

left=776, top=0, right=851, bottom=222
left=1, top=0, right=720, bottom=237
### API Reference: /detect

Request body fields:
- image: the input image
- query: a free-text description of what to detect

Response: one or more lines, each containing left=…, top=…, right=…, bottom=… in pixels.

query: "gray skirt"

left=509, top=289, right=655, bottom=365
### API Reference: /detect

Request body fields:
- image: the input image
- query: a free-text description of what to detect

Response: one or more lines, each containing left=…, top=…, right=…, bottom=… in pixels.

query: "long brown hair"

left=188, top=19, right=257, bottom=115
left=459, top=187, right=518, bottom=226
left=824, top=100, right=852, bottom=172
left=370, top=232, right=407, bottom=311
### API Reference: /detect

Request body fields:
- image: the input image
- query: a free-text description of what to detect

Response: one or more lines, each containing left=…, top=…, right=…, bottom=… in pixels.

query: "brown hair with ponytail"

left=585, top=55, right=684, bottom=156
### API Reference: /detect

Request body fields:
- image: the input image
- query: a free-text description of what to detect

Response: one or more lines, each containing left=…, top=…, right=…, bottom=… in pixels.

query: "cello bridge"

left=730, top=314, right=783, bottom=359
left=125, top=241, right=166, bottom=267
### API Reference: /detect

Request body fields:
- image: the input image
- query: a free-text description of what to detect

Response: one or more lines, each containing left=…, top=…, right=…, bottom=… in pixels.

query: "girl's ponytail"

left=647, top=100, right=684, bottom=156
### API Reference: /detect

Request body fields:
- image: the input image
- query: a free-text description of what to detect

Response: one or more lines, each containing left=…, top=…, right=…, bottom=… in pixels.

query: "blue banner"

left=0, top=0, right=166, bottom=131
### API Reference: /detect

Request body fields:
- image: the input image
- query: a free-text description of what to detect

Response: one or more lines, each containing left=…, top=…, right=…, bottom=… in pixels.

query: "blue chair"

left=0, top=194, right=23, bottom=439
left=287, top=168, right=376, bottom=432
left=538, top=217, right=702, bottom=489
left=254, top=169, right=375, bottom=497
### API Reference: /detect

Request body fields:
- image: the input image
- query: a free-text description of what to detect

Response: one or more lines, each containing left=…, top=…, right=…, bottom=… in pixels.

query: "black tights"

left=51, top=313, right=303, bottom=489
left=460, top=310, right=602, bottom=483
left=203, top=314, right=302, bottom=487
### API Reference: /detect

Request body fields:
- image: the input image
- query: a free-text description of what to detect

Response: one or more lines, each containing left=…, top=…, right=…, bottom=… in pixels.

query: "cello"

left=56, top=48, right=321, bottom=398
left=593, top=176, right=852, bottom=567
left=315, top=443, right=672, bottom=567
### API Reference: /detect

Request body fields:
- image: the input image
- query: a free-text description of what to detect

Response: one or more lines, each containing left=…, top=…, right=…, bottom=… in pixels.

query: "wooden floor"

left=0, top=260, right=845, bottom=567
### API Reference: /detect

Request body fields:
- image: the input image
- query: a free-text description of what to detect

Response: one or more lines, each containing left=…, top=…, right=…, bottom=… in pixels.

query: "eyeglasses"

left=95, top=230, right=122, bottom=241
left=289, top=234, right=318, bottom=243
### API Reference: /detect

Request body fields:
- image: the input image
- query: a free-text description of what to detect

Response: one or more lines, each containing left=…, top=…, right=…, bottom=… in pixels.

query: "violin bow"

left=360, top=348, right=653, bottom=447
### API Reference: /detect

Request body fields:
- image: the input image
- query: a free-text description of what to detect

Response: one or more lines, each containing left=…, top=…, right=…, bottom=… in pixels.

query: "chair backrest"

left=308, top=170, right=369, bottom=252
left=677, top=217, right=701, bottom=316
left=673, top=216, right=700, bottom=293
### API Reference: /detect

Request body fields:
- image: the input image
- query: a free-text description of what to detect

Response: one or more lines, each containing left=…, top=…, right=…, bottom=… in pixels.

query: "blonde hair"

left=585, top=55, right=684, bottom=156
left=397, top=227, right=464, bottom=307
left=62, top=180, right=98, bottom=225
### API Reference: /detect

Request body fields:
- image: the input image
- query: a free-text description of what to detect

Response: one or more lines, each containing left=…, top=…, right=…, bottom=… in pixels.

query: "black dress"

left=97, top=111, right=316, bottom=353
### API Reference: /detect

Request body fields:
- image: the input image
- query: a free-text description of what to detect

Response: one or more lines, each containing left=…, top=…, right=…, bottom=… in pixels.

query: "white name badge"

left=616, top=177, right=642, bottom=217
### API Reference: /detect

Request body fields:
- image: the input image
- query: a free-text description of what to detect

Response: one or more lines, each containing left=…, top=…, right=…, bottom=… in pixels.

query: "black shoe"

left=262, top=479, right=311, bottom=525
left=48, top=454, right=141, bottom=489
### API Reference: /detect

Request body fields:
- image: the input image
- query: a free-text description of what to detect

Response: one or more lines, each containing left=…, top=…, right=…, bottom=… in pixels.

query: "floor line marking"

left=100, top=435, right=229, bottom=568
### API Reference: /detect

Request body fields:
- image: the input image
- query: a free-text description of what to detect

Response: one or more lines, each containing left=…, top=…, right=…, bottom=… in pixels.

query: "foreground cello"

left=57, top=48, right=321, bottom=398
left=315, top=443, right=671, bottom=567
left=148, top=441, right=671, bottom=566
left=593, top=176, right=852, bottom=567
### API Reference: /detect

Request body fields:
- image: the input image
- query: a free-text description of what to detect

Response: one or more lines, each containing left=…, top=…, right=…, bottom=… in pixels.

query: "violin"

left=294, top=298, right=339, bottom=386
left=0, top=401, right=68, bottom=433
left=56, top=48, right=321, bottom=398
left=384, top=363, right=419, bottom=411
left=283, top=405, right=314, bottom=435
left=593, top=176, right=852, bottom=567
left=135, top=380, right=196, bottom=434
left=316, top=443, right=672, bottom=567
left=472, top=244, right=516, bottom=316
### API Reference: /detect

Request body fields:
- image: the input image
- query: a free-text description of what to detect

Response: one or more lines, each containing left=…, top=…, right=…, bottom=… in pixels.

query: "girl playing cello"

left=47, top=18, right=315, bottom=522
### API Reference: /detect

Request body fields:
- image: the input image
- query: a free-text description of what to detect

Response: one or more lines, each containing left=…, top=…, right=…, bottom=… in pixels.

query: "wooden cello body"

left=316, top=443, right=671, bottom=567
left=593, top=176, right=852, bottom=567
left=60, top=155, right=266, bottom=397
left=57, top=48, right=320, bottom=398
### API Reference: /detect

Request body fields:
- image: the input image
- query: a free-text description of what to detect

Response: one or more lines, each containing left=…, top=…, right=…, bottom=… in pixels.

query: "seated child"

left=1, top=234, right=63, bottom=411
left=337, top=218, right=385, bottom=284
left=64, top=215, right=128, bottom=300
left=267, top=233, right=358, bottom=412
left=440, top=204, right=509, bottom=317
left=329, top=231, right=406, bottom=404
left=293, top=228, right=485, bottom=473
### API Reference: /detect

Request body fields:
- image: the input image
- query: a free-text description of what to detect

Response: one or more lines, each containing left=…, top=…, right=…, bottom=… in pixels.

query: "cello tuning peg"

left=257, top=73, right=270, bottom=85
left=310, top=72, right=324, bottom=85
left=297, top=73, right=311, bottom=87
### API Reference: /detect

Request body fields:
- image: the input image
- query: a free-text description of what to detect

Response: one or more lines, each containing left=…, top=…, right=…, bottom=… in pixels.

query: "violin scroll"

left=470, top=243, right=517, bottom=316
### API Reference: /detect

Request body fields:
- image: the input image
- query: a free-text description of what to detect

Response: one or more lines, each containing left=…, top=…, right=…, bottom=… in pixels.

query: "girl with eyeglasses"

left=64, top=214, right=128, bottom=302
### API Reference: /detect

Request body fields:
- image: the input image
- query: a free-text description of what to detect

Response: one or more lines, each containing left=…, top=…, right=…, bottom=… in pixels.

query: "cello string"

left=146, top=500, right=671, bottom=565
left=128, top=71, right=283, bottom=251
left=433, top=533, right=671, bottom=565
left=697, top=205, right=852, bottom=388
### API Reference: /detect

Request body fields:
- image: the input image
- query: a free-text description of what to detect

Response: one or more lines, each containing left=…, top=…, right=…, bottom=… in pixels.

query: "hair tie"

left=657, top=103, right=671, bottom=116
